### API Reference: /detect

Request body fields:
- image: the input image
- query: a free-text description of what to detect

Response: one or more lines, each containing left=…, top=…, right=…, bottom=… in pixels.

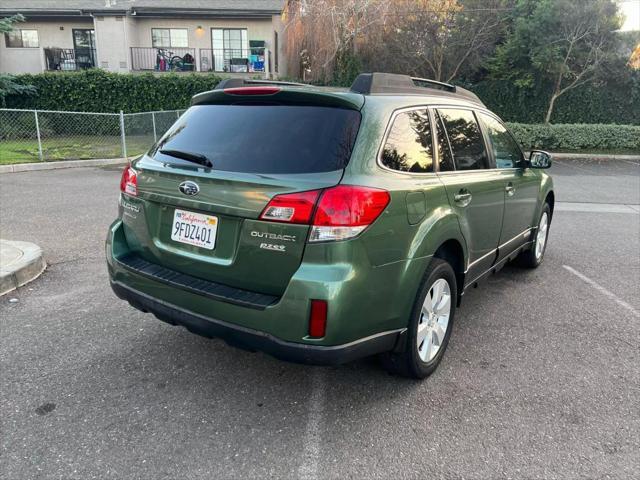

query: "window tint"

left=434, top=110, right=455, bottom=172
left=438, top=109, right=489, bottom=171
left=381, top=110, right=434, bottom=173
left=477, top=113, right=524, bottom=168
left=150, top=105, right=361, bottom=174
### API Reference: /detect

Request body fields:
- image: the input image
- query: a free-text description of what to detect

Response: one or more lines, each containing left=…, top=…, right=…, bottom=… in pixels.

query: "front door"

left=434, top=108, right=504, bottom=285
left=72, top=29, right=96, bottom=68
left=477, top=112, right=540, bottom=261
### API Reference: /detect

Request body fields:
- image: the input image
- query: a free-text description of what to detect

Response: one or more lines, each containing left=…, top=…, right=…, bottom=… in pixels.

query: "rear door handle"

left=454, top=191, right=472, bottom=207
left=505, top=183, right=515, bottom=196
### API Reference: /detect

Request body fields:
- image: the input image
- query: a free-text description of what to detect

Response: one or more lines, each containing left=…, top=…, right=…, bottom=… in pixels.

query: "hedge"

left=506, top=123, right=640, bottom=152
left=5, top=69, right=640, bottom=126
left=470, top=74, right=640, bottom=125
left=5, top=69, right=223, bottom=113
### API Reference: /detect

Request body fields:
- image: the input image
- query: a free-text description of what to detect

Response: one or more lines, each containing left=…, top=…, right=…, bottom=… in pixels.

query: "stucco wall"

left=93, top=15, right=130, bottom=72
left=0, top=19, right=94, bottom=74
left=0, top=15, right=287, bottom=76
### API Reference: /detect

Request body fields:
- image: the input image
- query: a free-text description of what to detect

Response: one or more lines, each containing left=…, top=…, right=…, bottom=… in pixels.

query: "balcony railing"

left=44, top=48, right=97, bottom=71
left=200, top=48, right=267, bottom=73
left=130, top=47, right=197, bottom=72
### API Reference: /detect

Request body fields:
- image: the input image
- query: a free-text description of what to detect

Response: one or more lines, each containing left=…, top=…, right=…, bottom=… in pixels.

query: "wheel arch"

left=432, top=238, right=466, bottom=306
left=545, top=190, right=555, bottom=220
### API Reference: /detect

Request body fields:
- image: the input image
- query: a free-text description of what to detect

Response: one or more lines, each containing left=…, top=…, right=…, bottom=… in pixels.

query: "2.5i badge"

left=259, top=243, right=286, bottom=252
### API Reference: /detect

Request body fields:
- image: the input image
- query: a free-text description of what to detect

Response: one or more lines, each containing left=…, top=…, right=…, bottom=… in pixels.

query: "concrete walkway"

left=0, top=239, right=46, bottom=295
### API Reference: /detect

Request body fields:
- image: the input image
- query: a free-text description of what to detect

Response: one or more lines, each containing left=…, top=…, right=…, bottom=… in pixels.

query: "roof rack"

left=349, top=73, right=484, bottom=106
left=214, top=78, right=308, bottom=90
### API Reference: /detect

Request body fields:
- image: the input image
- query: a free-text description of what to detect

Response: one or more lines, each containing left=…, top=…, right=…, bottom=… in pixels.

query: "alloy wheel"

left=535, top=212, right=549, bottom=260
left=417, top=278, right=451, bottom=362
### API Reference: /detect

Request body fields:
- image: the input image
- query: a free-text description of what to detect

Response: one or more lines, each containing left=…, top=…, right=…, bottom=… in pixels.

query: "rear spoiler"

left=214, top=78, right=308, bottom=89
left=191, top=81, right=365, bottom=110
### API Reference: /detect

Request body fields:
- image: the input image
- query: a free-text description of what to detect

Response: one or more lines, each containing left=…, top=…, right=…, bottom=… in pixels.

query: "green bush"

left=5, top=69, right=223, bottom=113
left=470, top=72, right=640, bottom=125
left=506, top=123, right=640, bottom=152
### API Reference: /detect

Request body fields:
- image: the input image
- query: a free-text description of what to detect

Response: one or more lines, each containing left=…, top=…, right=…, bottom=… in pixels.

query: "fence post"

left=152, top=111, right=157, bottom=142
left=119, top=110, right=127, bottom=159
left=34, top=110, right=44, bottom=162
left=176, top=110, right=180, bottom=120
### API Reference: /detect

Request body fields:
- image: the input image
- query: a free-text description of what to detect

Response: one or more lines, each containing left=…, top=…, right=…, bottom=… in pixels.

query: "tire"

left=170, top=56, right=183, bottom=71
left=382, top=258, right=457, bottom=379
left=516, top=203, right=551, bottom=268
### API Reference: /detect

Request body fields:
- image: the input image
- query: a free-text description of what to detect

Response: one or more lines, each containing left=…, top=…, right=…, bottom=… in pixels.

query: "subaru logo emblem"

left=179, top=181, right=200, bottom=196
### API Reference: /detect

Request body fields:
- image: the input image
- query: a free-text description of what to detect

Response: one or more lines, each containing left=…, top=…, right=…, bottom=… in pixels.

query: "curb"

left=550, top=152, right=639, bottom=161
left=0, top=157, right=133, bottom=174
left=0, top=240, right=46, bottom=296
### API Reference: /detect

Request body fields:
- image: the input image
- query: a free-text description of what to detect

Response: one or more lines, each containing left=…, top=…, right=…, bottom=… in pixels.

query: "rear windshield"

left=150, top=104, right=361, bottom=174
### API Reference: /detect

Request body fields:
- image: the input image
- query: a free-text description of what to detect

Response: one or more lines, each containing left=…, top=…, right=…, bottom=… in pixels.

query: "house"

left=0, top=0, right=287, bottom=77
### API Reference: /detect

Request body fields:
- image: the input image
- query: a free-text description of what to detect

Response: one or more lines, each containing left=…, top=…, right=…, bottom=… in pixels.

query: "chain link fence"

left=0, top=108, right=186, bottom=164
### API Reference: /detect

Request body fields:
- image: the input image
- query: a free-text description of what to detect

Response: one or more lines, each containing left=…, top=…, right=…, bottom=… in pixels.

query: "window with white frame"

left=151, top=28, right=188, bottom=48
left=5, top=29, right=39, bottom=48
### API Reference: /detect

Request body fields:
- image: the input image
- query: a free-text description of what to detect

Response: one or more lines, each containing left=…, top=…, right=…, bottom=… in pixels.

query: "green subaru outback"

left=106, top=73, right=554, bottom=379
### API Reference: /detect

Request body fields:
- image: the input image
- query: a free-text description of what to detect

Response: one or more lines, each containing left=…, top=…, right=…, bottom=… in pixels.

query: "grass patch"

left=0, top=135, right=154, bottom=165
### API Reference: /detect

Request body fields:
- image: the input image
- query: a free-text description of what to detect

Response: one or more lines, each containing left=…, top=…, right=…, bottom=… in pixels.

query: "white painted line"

left=563, top=265, right=640, bottom=318
left=555, top=202, right=640, bottom=214
left=298, top=369, right=326, bottom=480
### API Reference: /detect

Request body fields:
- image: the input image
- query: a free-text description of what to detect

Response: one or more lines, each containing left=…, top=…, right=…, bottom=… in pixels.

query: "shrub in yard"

left=5, top=69, right=223, bottom=113
left=506, top=123, right=640, bottom=152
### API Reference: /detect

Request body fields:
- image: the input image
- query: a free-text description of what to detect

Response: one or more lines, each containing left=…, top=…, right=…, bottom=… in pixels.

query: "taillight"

left=259, top=190, right=321, bottom=224
left=120, top=165, right=137, bottom=196
left=309, top=300, right=327, bottom=338
left=259, top=185, right=390, bottom=242
left=309, top=185, right=390, bottom=242
left=224, top=87, right=281, bottom=95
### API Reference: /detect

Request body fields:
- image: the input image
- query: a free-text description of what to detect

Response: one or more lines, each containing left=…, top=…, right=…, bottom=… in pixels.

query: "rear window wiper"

left=159, top=149, right=213, bottom=168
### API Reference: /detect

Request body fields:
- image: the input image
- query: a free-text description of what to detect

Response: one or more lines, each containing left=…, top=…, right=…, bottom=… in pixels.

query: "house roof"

left=0, top=1, right=285, bottom=17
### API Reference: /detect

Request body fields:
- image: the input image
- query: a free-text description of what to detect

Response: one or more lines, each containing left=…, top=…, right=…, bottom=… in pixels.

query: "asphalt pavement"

left=1, top=158, right=639, bottom=479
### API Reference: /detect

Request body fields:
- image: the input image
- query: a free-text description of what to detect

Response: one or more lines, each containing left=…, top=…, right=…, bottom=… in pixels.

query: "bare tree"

left=543, top=8, right=620, bottom=122
left=283, top=0, right=390, bottom=82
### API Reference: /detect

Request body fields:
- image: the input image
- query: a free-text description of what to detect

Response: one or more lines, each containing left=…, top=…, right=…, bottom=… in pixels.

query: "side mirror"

left=529, top=150, right=552, bottom=169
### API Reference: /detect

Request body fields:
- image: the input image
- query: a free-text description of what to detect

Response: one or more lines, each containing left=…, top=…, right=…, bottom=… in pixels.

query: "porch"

left=44, top=48, right=97, bottom=71
left=130, top=47, right=271, bottom=75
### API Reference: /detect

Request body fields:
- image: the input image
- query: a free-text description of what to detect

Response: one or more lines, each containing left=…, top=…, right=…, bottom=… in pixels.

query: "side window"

left=438, top=109, right=489, bottom=171
left=477, top=113, right=524, bottom=168
left=434, top=110, right=455, bottom=172
left=381, top=109, right=434, bottom=173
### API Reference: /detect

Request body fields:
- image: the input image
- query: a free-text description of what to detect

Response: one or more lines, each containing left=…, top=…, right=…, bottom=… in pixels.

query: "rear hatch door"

left=123, top=93, right=362, bottom=296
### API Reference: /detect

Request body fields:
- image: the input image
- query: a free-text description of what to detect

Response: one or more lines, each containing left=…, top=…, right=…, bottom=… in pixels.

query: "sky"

left=619, top=0, right=640, bottom=31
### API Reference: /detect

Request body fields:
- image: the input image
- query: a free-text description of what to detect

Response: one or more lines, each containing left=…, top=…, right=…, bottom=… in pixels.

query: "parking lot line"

left=563, top=265, right=640, bottom=318
left=555, top=202, right=640, bottom=214
left=298, top=369, right=326, bottom=480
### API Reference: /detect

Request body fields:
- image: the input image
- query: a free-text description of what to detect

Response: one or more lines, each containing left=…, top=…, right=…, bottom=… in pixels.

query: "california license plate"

left=171, top=209, right=218, bottom=250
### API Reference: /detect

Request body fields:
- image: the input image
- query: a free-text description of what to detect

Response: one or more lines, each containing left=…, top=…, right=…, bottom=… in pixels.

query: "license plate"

left=171, top=209, right=218, bottom=250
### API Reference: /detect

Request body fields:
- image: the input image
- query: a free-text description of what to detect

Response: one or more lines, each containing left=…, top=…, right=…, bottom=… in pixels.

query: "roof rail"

left=214, top=78, right=308, bottom=90
left=349, top=72, right=484, bottom=106
left=410, top=76, right=456, bottom=92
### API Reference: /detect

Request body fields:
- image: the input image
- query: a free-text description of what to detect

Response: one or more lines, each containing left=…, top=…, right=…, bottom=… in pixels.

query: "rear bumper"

left=111, top=280, right=405, bottom=365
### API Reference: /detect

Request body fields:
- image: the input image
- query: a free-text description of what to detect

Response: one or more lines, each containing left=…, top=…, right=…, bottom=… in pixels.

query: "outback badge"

left=179, top=181, right=200, bottom=196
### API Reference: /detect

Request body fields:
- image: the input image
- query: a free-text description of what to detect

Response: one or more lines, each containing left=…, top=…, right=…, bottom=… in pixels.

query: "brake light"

left=309, top=185, right=390, bottom=242
left=260, top=190, right=321, bottom=224
left=309, top=300, right=327, bottom=338
left=224, top=87, right=281, bottom=95
left=120, top=165, right=137, bottom=196
left=259, top=185, right=390, bottom=242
